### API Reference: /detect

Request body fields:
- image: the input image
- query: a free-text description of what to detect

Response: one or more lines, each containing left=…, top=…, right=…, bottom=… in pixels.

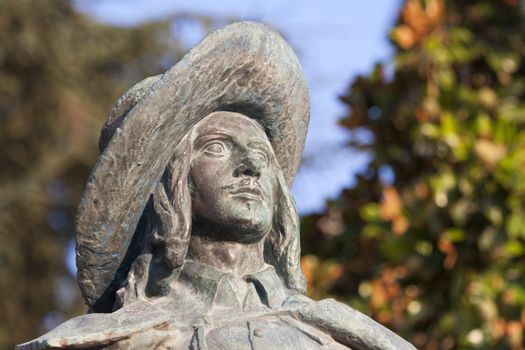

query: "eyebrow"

left=248, top=141, right=272, bottom=153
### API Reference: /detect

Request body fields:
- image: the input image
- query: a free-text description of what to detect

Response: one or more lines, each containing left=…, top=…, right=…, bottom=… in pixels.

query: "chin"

left=224, top=211, right=272, bottom=243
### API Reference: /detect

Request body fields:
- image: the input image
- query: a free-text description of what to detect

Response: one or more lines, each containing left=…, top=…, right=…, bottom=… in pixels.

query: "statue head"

left=110, top=111, right=304, bottom=309
left=75, top=22, right=310, bottom=313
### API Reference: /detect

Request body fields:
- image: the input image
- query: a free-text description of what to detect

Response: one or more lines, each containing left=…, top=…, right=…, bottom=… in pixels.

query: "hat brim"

left=76, top=21, right=310, bottom=308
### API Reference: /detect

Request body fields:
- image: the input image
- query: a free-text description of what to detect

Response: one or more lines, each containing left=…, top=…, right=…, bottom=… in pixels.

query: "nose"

left=233, top=155, right=261, bottom=179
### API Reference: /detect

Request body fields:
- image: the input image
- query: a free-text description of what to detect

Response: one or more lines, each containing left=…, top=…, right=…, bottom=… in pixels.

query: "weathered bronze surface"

left=18, top=22, right=416, bottom=350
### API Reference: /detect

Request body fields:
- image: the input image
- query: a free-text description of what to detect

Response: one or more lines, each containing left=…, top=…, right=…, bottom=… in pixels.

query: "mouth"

left=229, top=186, right=263, bottom=200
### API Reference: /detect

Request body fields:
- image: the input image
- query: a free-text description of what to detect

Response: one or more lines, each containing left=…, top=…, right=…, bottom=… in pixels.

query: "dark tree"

left=0, top=1, right=211, bottom=347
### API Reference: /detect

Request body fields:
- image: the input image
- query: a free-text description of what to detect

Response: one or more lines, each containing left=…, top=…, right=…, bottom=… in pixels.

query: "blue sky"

left=74, top=0, right=402, bottom=213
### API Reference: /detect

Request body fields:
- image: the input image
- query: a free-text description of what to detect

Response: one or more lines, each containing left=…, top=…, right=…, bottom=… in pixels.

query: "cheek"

left=191, top=159, right=227, bottom=191
left=260, top=172, right=277, bottom=201
left=190, top=159, right=212, bottom=185
left=189, top=159, right=233, bottom=215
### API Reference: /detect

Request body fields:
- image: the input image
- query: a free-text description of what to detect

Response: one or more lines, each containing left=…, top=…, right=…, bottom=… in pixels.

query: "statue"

left=18, top=22, right=416, bottom=350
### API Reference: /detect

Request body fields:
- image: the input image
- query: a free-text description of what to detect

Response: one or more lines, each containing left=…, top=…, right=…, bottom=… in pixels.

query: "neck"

left=186, top=235, right=266, bottom=278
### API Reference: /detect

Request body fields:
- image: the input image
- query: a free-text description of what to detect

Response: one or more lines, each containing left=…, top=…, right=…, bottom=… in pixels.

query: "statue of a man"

left=18, top=22, right=416, bottom=350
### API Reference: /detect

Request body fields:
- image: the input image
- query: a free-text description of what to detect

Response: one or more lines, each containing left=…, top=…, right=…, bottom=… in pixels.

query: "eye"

left=203, top=141, right=227, bottom=156
left=253, top=150, right=268, bottom=164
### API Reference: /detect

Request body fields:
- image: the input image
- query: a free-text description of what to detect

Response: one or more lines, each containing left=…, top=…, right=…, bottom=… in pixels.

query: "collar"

left=177, top=260, right=290, bottom=310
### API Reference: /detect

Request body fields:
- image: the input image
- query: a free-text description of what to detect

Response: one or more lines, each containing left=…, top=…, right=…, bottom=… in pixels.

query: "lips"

left=229, top=186, right=263, bottom=199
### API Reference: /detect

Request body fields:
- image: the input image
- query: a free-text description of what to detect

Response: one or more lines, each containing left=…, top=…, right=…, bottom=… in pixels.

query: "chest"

left=105, top=313, right=350, bottom=350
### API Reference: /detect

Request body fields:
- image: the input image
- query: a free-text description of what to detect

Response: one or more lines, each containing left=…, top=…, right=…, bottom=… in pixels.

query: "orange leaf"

left=506, top=321, right=523, bottom=349
left=393, top=216, right=409, bottom=235
left=392, top=25, right=416, bottom=49
left=380, top=186, right=402, bottom=220
left=402, top=0, right=429, bottom=36
left=426, top=0, right=445, bottom=27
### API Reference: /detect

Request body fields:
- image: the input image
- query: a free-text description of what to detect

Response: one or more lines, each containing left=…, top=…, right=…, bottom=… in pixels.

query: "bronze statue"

left=18, top=22, right=416, bottom=350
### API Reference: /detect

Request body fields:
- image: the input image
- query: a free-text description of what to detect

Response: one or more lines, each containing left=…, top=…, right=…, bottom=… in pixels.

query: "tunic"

left=17, top=260, right=416, bottom=350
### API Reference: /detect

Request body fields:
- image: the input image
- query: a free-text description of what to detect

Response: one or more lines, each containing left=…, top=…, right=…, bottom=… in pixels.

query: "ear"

left=265, top=167, right=307, bottom=293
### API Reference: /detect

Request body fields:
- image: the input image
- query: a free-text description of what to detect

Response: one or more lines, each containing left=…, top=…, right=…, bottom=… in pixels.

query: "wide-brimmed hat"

left=76, top=21, right=310, bottom=310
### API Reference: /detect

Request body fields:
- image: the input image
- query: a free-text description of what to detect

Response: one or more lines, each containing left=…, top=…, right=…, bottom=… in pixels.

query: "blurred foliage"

left=301, top=0, right=525, bottom=349
left=5, top=0, right=525, bottom=349
left=0, top=0, right=214, bottom=348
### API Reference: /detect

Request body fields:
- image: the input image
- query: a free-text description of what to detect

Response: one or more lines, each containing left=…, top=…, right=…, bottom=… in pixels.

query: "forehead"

left=194, top=112, right=270, bottom=144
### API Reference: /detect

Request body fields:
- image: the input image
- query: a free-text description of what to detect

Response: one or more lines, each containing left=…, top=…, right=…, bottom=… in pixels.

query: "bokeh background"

left=2, top=0, right=525, bottom=349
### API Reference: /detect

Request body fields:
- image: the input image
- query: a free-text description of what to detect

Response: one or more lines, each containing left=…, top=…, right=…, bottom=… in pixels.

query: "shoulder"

left=16, top=301, right=172, bottom=350
left=285, top=295, right=416, bottom=350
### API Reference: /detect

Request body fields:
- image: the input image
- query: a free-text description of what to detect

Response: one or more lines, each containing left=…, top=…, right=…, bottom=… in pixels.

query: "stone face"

left=18, top=21, right=416, bottom=350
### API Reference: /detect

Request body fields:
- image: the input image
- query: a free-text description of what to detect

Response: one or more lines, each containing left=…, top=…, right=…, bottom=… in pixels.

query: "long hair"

left=114, top=117, right=306, bottom=310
